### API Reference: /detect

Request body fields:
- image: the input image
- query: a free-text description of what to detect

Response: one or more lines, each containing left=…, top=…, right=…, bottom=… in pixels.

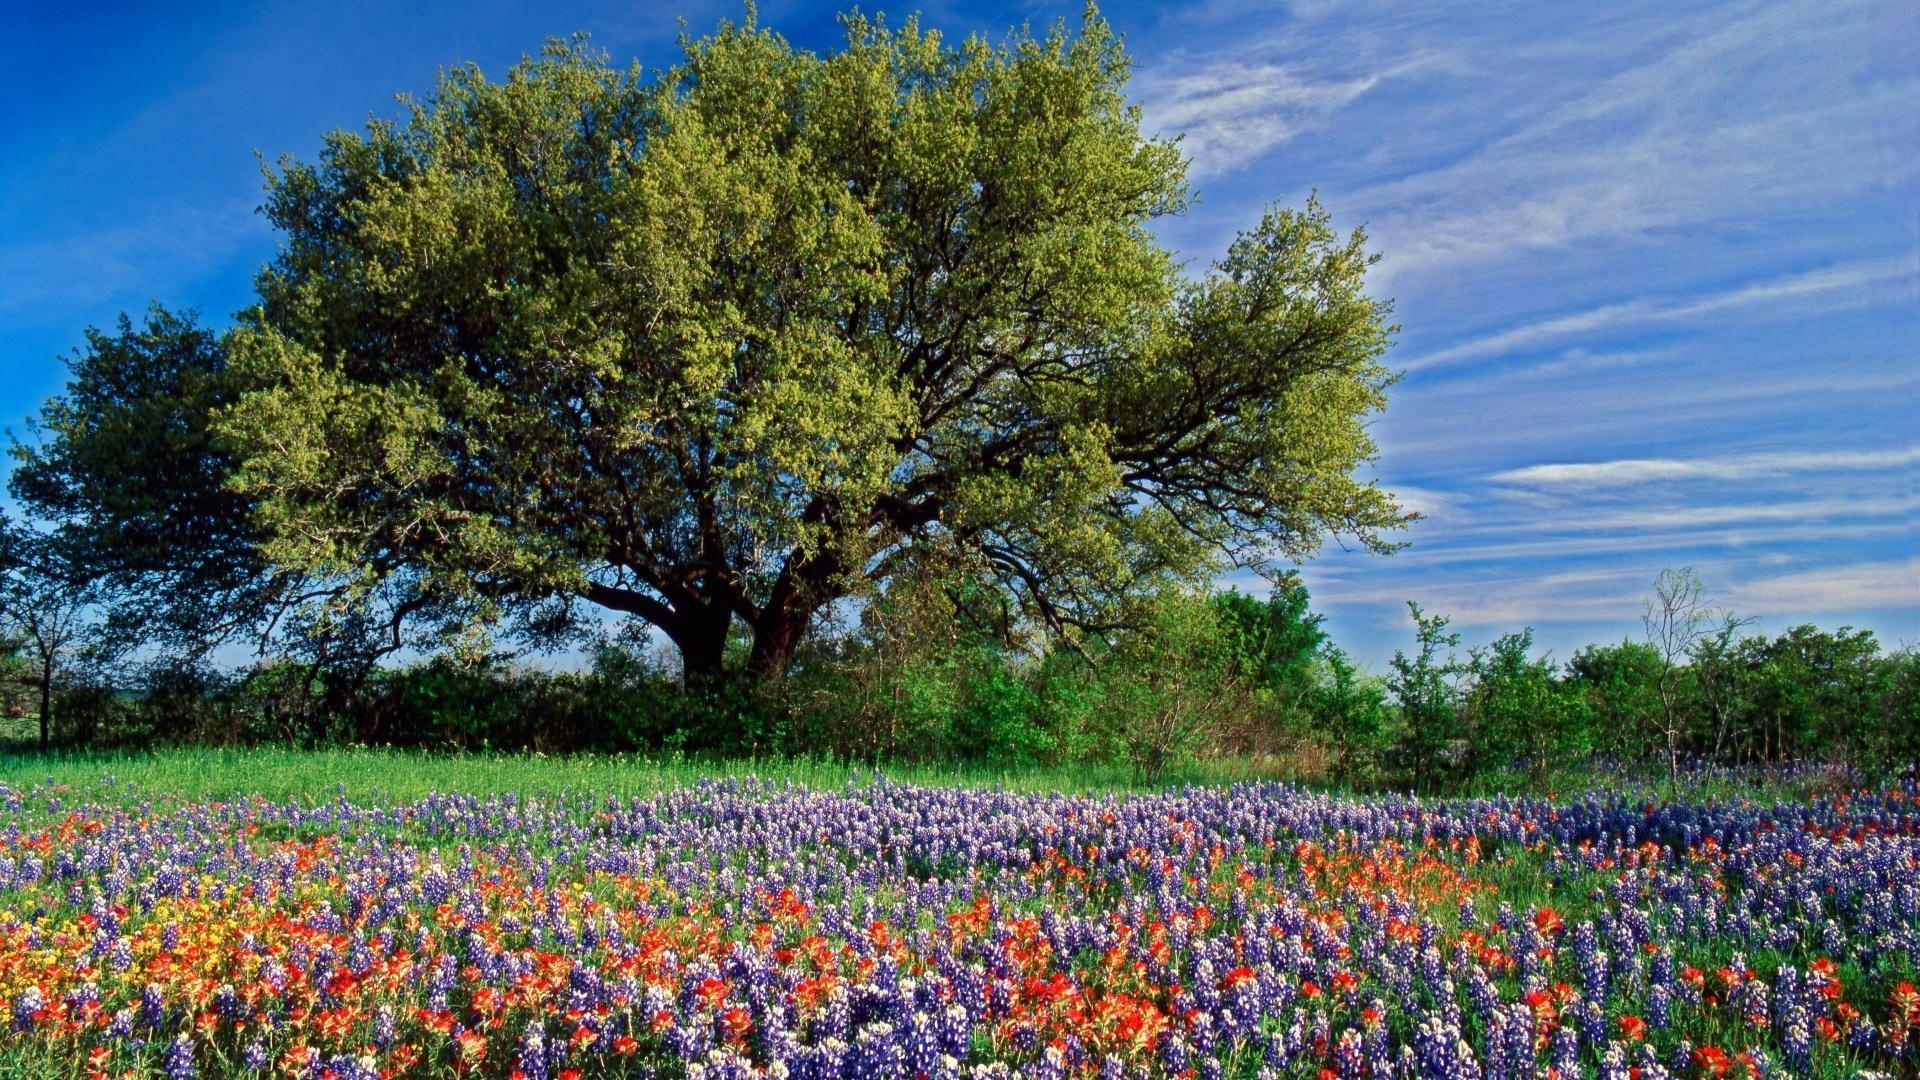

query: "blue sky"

left=1, top=0, right=1915, bottom=668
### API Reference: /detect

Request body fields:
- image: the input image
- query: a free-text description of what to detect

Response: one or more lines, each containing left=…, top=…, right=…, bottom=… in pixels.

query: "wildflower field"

left=0, top=757, right=1915, bottom=1079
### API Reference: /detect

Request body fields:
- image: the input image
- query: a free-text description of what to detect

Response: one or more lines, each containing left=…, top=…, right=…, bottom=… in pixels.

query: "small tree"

left=782, top=561, right=977, bottom=761
left=10, top=306, right=466, bottom=736
left=1744, top=625, right=1882, bottom=761
left=1641, top=567, right=1731, bottom=794
left=1872, top=647, right=1920, bottom=779
left=1687, top=617, right=1757, bottom=758
left=1465, top=629, right=1590, bottom=786
left=1212, top=575, right=1328, bottom=743
left=1388, top=602, right=1462, bottom=793
left=9, top=307, right=282, bottom=661
left=1310, top=645, right=1390, bottom=785
left=0, top=518, right=102, bottom=749
left=1567, top=639, right=1663, bottom=756
left=1103, top=591, right=1244, bottom=783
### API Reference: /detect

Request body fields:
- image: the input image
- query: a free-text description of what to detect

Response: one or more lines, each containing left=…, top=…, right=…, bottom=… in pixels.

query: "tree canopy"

left=43, top=8, right=1409, bottom=685
left=8, top=308, right=451, bottom=674
left=8, top=307, right=276, bottom=656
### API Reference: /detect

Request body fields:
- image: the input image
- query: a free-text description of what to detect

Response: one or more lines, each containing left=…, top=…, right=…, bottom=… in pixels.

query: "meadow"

left=0, top=750, right=1912, bottom=1078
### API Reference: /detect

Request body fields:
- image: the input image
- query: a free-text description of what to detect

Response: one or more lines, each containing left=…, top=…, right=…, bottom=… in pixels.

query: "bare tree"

left=0, top=517, right=100, bottom=749
left=1642, top=567, right=1732, bottom=795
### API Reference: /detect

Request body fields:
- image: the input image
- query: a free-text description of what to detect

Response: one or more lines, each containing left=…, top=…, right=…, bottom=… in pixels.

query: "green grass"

left=0, top=744, right=1844, bottom=809
left=0, top=745, right=1306, bottom=805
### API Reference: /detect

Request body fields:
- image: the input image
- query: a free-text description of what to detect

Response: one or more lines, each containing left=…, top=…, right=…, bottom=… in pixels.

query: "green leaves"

left=7, top=307, right=284, bottom=656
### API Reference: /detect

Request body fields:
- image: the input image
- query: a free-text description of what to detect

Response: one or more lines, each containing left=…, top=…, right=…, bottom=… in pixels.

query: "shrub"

left=1463, top=629, right=1591, bottom=783
left=1094, top=591, right=1249, bottom=783
left=1309, top=647, right=1390, bottom=785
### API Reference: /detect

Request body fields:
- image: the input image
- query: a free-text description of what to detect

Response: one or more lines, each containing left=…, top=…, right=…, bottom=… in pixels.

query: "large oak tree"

left=220, top=9, right=1409, bottom=683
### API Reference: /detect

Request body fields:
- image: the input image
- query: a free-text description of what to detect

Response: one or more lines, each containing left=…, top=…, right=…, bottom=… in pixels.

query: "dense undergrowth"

left=14, top=580, right=1918, bottom=799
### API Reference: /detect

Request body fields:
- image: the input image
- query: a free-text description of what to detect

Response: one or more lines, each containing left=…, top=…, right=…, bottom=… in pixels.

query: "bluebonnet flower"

left=163, top=1033, right=195, bottom=1079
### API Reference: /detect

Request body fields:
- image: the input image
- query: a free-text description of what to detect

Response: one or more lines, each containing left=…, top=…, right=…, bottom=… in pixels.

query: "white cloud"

left=1383, top=483, right=1464, bottom=520
left=1338, top=521, right=1912, bottom=572
left=1407, top=300, right=1649, bottom=372
left=1546, top=494, right=1920, bottom=532
left=1136, top=58, right=1385, bottom=176
left=1324, top=555, right=1920, bottom=631
left=1404, top=257, right=1916, bottom=371
left=1377, top=362, right=1920, bottom=464
left=1413, top=493, right=1920, bottom=546
left=1671, top=259, right=1920, bottom=317
left=1490, top=446, right=1920, bottom=489
left=1723, top=557, right=1920, bottom=614
left=1319, top=566, right=1652, bottom=627
left=1503, top=345, right=1673, bottom=380
left=1354, top=0, right=1919, bottom=287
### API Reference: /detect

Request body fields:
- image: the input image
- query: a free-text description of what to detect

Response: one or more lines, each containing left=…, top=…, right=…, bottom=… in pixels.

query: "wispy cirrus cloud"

left=1415, top=492, right=1920, bottom=544
left=1381, top=483, right=1464, bottom=521
left=1722, top=557, right=1920, bottom=617
left=1357, top=1, right=1919, bottom=289
left=1378, top=362, right=1920, bottom=466
left=1324, top=555, right=1920, bottom=632
left=1135, top=57, right=1388, bottom=176
left=1317, top=565, right=1654, bottom=628
left=1490, top=446, right=1920, bottom=490
left=1404, top=257, right=1917, bottom=372
left=1356, top=522, right=1913, bottom=572
left=1127, top=0, right=1918, bottom=661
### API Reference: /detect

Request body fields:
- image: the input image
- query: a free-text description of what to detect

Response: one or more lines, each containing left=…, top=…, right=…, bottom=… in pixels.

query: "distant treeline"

left=9, top=569, right=1914, bottom=792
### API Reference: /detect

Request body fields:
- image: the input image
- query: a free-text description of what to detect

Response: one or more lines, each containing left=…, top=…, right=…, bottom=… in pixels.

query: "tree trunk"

left=745, top=607, right=812, bottom=679
left=37, top=660, right=52, bottom=752
left=671, top=604, right=734, bottom=690
left=745, top=545, right=842, bottom=680
left=1666, top=730, right=1679, bottom=798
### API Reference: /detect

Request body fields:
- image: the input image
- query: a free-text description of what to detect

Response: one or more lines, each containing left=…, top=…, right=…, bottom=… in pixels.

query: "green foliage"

left=7, top=306, right=487, bottom=683
left=1387, top=601, right=1462, bottom=792
left=784, top=581, right=1263, bottom=781
left=1678, top=623, right=1886, bottom=763
left=1087, top=590, right=1249, bottom=782
left=1210, top=575, right=1328, bottom=739
left=1463, top=629, right=1590, bottom=782
left=1742, top=624, right=1882, bottom=760
left=1566, top=639, right=1664, bottom=756
left=779, top=564, right=1015, bottom=763
left=8, top=306, right=274, bottom=658
left=1687, top=619, right=1756, bottom=758
left=1641, top=566, right=1732, bottom=792
left=129, top=665, right=236, bottom=746
left=1872, top=648, right=1920, bottom=775
left=215, top=8, right=1406, bottom=684
left=0, top=572, right=1906, bottom=794
left=954, top=664, right=1054, bottom=769
left=1308, top=646, right=1389, bottom=784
